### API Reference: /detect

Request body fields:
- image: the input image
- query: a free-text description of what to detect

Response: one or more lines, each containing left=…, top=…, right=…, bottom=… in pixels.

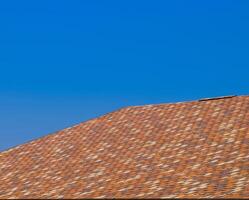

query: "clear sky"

left=0, top=0, right=249, bottom=151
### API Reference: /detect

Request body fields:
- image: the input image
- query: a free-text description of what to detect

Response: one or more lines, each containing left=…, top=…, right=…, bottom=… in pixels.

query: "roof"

left=0, top=95, right=249, bottom=199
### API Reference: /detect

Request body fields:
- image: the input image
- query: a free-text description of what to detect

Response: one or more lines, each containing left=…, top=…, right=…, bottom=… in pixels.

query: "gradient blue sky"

left=1, top=0, right=249, bottom=151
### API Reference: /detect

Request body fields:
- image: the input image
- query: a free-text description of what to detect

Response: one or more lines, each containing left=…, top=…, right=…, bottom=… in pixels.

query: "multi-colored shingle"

left=0, top=95, right=249, bottom=199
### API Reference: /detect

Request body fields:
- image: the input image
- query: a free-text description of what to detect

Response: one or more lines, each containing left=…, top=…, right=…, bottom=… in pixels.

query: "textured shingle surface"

left=0, top=95, right=249, bottom=199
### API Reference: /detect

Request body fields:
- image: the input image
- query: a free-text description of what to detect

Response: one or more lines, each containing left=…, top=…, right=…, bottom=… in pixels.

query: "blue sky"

left=0, top=0, right=249, bottom=151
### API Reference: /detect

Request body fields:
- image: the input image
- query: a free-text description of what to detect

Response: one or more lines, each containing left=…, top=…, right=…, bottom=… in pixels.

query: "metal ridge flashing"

left=198, top=95, right=237, bottom=102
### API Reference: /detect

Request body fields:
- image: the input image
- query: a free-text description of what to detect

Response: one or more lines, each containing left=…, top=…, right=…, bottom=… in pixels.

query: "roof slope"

left=0, top=95, right=249, bottom=199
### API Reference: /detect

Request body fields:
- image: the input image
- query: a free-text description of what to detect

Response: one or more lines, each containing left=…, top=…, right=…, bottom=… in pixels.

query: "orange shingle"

left=0, top=95, right=249, bottom=198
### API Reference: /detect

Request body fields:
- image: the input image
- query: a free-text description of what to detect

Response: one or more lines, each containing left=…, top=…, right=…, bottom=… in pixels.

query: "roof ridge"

left=127, top=94, right=246, bottom=109
left=198, top=95, right=237, bottom=102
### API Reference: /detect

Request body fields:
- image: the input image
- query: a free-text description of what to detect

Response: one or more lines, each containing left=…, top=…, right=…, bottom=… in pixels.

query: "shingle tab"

left=0, top=95, right=249, bottom=199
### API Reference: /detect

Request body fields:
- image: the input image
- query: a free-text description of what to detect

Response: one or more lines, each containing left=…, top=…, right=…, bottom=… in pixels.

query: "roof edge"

left=0, top=105, right=130, bottom=155
left=1, top=94, right=248, bottom=154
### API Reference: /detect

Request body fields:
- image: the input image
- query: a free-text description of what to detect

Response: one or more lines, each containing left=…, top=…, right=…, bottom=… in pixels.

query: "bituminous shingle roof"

left=0, top=95, right=249, bottom=199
